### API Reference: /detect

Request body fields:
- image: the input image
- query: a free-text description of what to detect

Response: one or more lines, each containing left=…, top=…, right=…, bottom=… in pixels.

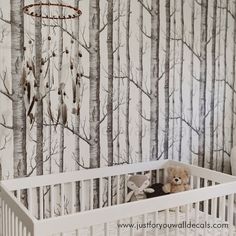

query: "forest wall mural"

left=0, top=0, right=235, bottom=180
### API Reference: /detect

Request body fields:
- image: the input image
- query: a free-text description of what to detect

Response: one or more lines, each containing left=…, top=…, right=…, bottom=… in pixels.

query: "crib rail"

left=33, top=180, right=236, bottom=235
left=0, top=182, right=35, bottom=236
left=1, top=160, right=236, bottom=236
left=2, top=160, right=236, bottom=191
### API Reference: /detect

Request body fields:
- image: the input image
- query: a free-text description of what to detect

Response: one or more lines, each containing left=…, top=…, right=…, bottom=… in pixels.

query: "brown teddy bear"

left=162, top=166, right=190, bottom=193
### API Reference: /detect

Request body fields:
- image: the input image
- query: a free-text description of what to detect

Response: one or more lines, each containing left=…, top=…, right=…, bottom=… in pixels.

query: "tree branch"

left=170, top=37, right=201, bottom=61
left=170, top=116, right=199, bottom=135
left=137, top=0, right=152, bottom=15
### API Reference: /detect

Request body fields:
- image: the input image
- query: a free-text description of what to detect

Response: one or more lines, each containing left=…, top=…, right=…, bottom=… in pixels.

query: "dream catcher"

left=22, top=1, right=83, bottom=128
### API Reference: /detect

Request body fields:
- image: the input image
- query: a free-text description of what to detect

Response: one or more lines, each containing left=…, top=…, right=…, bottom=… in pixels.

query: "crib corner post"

left=33, top=222, right=42, bottom=236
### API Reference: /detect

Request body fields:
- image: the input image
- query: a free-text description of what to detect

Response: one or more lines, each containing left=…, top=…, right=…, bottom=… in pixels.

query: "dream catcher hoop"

left=23, top=2, right=82, bottom=19
left=22, top=1, right=83, bottom=127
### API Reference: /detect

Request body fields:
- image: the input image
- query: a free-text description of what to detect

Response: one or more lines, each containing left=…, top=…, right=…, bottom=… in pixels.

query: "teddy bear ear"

left=184, top=168, right=190, bottom=176
left=167, top=166, right=174, bottom=173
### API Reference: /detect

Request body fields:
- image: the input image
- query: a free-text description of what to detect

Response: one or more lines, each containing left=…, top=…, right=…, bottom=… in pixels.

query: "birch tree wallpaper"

left=0, top=0, right=236, bottom=182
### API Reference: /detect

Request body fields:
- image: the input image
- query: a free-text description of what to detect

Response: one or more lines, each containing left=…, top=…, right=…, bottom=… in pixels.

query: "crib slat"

left=104, top=222, right=109, bottom=236
left=194, top=177, right=200, bottom=235
left=7, top=203, right=10, bottom=236
left=23, top=226, right=27, bottom=236
left=61, top=183, right=65, bottom=216
left=71, top=182, right=75, bottom=214
left=108, top=176, right=111, bottom=206
left=212, top=198, right=216, bottom=235
left=2, top=201, right=5, bottom=236
left=220, top=195, right=226, bottom=221
left=148, top=171, right=152, bottom=185
left=18, top=220, right=22, bottom=236
left=90, top=179, right=94, bottom=210
left=211, top=182, right=216, bottom=214
left=175, top=206, right=180, bottom=236
left=89, top=226, right=93, bottom=236
left=185, top=204, right=190, bottom=236
left=11, top=211, right=14, bottom=236
left=17, top=190, right=21, bottom=202
left=130, top=217, right=134, bottom=236
left=220, top=196, right=226, bottom=235
left=117, top=175, right=120, bottom=204
left=165, top=209, right=169, bottom=236
left=28, top=188, right=33, bottom=214
left=50, top=185, right=54, bottom=217
left=143, top=213, right=147, bottom=236
left=39, top=187, right=43, bottom=219
left=125, top=175, right=128, bottom=202
left=5, top=203, right=8, bottom=236
left=228, top=194, right=234, bottom=236
left=156, top=170, right=159, bottom=183
left=154, top=211, right=159, bottom=236
left=194, top=202, right=199, bottom=236
left=99, top=178, right=103, bottom=208
left=14, top=215, right=18, bottom=236
left=75, top=229, right=79, bottom=236
left=1, top=200, right=3, bottom=236
left=117, top=219, right=121, bottom=236
left=203, top=199, right=208, bottom=236
left=164, top=169, right=168, bottom=184
left=81, top=180, right=85, bottom=211
left=8, top=207, right=11, bottom=236
left=190, top=176, right=193, bottom=189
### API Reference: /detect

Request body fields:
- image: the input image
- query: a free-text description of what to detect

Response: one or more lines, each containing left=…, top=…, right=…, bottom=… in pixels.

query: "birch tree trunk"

left=89, top=0, right=100, bottom=208
left=107, top=0, right=113, bottom=166
left=74, top=0, right=80, bottom=212
left=164, top=0, right=170, bottom=160
left=125, top=0, right=131, bottom=162
left=210, top=0, right=217, bottom=170
left=198, top=0, right=208, bottom=168
left=46, top=0, right=52, bottom=174
left=11, top=0, right=27, bottom=179
left=178, top=0, right=184, bottom=161
left=171, top=0, right=176, bottom=160
left=216, top=0, right=222, bottom=171
left=138, top=0, right=143, bottom=162
left=35, top=0, right=43, bottom=176
left=150, top=0, right=159, bottom=160
left=0, top=162, right=2, bottom=180
left=116, top=0, right=121, bottom=164
left=230, top=0, right=236, bottom=151
left=189, top=0, right=195, bottom=164
left=221, top=0, right=228, bottom=172
left=58, top=4, right=64, bottom=173
left=34, top=0, right=43, bottom=219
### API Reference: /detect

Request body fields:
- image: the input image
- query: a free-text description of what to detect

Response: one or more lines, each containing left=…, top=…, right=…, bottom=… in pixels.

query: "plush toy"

left=146, top=183, right=169, bottom=198
left=126, top=173, right=154, bottom=202
left=162, top=166, right=190, bottom=193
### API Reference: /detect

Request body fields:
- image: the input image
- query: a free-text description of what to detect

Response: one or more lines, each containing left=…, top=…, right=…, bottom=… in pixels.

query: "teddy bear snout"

left=173, top=177, right=182, bottom=184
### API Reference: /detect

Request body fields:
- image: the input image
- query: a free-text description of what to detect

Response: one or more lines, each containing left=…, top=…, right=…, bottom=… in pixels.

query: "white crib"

left=1, top=160, right=236, bottom=236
